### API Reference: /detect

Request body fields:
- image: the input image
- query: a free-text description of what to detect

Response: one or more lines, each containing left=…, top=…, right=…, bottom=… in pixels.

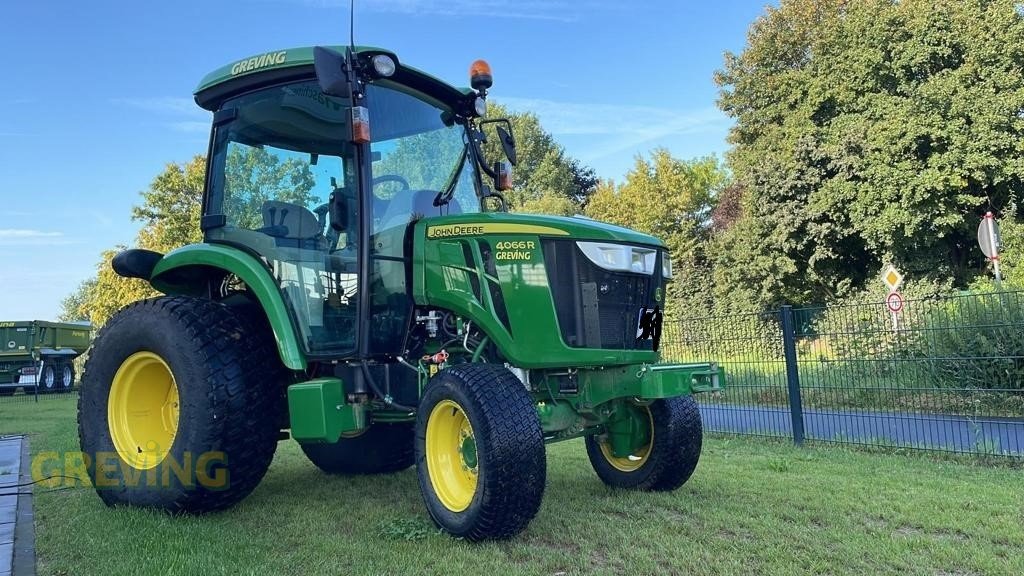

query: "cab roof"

left=194, top=45, right=474, bottom=112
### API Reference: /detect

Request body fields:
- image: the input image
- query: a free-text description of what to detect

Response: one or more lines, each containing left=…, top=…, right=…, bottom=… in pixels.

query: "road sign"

left=978, top=211, right=1002, bottom=259
left=881, top=265, right=903, bottom=292
left=886, top=291, right=903, bottom=313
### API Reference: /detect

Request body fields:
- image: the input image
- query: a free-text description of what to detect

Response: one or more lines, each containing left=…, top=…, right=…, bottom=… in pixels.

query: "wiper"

left=432, top=145, right=469, bottom=207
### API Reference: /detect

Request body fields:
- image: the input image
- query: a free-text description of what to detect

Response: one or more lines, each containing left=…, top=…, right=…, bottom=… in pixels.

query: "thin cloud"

left=0, top=229, right=62, bottom=238
left=497, top=96, right=730, bottom=160
left=113, top=97, right=202, bottom=116
left=0, top=229, right=77, bottom=246
left=113, top=97, right=211, bottom=134
left=168, top=121, right=211, bottom=133
left=291, top=0, right=616, bottom=21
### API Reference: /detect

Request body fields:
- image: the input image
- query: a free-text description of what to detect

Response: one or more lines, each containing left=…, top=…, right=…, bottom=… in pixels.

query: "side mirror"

left=314, top=46, right=349, bottom=97
left=495, top=125, right=517, bottom=166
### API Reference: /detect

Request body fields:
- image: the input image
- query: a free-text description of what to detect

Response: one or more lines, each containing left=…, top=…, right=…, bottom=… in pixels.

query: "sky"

left=0, top=0, right=770, bottom=321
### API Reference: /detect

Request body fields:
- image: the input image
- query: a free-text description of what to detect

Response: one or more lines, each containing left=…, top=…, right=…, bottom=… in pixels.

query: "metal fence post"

left=780, top=305, right=805, bottom=446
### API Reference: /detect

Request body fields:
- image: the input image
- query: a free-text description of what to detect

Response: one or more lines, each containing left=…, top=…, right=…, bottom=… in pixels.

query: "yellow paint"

left=425, top=399, right=478, bottom=512
left=599, top=408, right=654, bottom=472
left=426, top=223, right=570, bottom=239
left=230, top=51, right=287, bottom=75
left=107, top=352, right=180, bottom=471
left=495, top=251, right=532, bottom=261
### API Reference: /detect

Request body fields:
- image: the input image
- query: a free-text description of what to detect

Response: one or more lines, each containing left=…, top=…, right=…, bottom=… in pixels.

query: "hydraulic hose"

left=361, top=361, right=416, bottom=412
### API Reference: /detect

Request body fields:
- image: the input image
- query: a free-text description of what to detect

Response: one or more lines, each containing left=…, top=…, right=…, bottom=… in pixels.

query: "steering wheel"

left=372, top=174, right=410, bottom=197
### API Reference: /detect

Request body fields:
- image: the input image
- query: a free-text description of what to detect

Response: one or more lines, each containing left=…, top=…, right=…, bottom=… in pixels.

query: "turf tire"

left=78, top=296, right=285, bottom=513
left=301, top=423, right=414, bottom=474
left=585, top=396, right=703, bottom=491
left=415, top=363, right=546, bottom=541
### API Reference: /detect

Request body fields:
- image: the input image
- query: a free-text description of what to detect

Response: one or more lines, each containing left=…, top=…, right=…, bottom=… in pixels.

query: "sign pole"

left=980, top=212, right=1003, bottom=287
left=988, top=217, right=1002, bottom=286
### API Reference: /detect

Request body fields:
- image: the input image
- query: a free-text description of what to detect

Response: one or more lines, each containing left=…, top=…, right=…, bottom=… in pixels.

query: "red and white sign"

left=886, top=291, right=904, bottom=313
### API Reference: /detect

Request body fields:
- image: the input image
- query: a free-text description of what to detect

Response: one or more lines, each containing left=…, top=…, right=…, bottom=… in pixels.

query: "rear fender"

left=149, top=244, right=307, bottom=370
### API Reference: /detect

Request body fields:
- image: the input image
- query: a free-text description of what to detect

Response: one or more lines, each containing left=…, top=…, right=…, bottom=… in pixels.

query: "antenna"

left=349, top=0, right=356, bottom=51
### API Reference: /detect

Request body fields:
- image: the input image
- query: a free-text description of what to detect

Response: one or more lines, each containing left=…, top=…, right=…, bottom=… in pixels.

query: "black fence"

left=662, top=290, right=1024, bottom=457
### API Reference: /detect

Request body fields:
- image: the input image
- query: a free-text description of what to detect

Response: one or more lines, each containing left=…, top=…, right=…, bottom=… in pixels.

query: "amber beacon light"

left=470, top=59, right=493, bottom=91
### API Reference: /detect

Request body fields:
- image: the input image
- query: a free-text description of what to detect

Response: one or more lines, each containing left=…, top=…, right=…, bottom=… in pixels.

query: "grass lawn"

left=1, top=397, right=1022, bottom=576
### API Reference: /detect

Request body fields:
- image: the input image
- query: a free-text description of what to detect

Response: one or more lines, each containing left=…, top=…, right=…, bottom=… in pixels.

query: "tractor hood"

left=418, top=212, right=664, bottom=247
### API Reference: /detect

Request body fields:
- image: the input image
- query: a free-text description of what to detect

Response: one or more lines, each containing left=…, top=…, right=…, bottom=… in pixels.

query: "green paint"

left=149, top=243, right=307, bottom=370
left=460, top=436, right=478, bottom=470
left=414, top=212, right=663, bottom=369
left=194, top=45, right=473, bottom=109
left=606, top=403, right=651, bottom=458
left=535, top=402, right=578, bottom=433
left=532, top=361, right=723, bottom=419
left=287, top=377, right=366, bottom=442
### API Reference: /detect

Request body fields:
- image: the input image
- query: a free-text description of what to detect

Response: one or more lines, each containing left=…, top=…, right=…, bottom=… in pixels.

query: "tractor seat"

left=259, top=201, right=325, bottom=250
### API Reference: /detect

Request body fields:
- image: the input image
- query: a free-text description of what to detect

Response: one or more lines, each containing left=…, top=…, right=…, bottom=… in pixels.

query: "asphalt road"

left=699, top=403, right=1024, bottom=455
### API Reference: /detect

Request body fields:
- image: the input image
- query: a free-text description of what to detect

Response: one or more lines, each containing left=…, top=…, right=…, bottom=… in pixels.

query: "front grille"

left=543, top=240, right=661, bottom=350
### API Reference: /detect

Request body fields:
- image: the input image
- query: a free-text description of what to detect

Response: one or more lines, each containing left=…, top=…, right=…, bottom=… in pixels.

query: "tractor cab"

left=193, top=47, right=511, bottom=359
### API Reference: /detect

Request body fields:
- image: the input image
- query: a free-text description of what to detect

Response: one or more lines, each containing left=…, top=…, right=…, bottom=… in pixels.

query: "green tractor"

left=79, top=45, right=723, bottom=540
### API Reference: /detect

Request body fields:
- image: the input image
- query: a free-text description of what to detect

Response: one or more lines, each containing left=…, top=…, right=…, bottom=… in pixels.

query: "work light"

left=371, top=54, right=396, bottom=77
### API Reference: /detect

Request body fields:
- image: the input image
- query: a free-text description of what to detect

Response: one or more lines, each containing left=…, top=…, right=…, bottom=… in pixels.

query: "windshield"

left=368, top=84, right=479, bottom=236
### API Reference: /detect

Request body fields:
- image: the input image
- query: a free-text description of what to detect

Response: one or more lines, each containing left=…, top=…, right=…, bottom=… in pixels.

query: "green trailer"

left=0, top=321, right=92, bottom=395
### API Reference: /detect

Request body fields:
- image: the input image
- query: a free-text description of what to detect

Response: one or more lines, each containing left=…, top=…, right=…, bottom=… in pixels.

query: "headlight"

left=474, top=96, right=487, bottom=117
left=662, top=252, right=673, bottom=279
left=576, top=242, right=657, bottom=275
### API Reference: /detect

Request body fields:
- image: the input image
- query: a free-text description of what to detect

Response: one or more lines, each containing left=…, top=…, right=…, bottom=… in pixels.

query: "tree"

left=586, top=150, right=728, bottom=316
left=223, top=146, right=317, bottom=230
left=715, top=0, right=1024, bottom=309
left=484, top=102, right=599, bottom=212
left=58, top=278, right=96, bottom=322
left=69, top=151, right=315, bottom=326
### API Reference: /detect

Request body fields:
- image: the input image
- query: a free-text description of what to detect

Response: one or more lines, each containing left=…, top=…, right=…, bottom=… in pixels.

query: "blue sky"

left=0, top=0, right=770, bottom=321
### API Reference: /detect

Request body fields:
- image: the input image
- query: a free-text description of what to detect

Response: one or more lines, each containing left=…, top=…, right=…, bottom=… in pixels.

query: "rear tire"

left=60, top=363, right=75, bottom=391
left=301, top=423, right=414, bottom=474
left=78, top=296, right=285, bottom=513
left=39, top=363, right=57, bottom=394
left=585, top=396, right=703, bottom=491
left=415, top=364, right=546, bottom=541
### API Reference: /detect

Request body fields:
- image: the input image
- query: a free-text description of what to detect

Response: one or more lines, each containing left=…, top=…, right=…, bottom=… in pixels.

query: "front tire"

left=78, top=296, right=284, bottom=513
left=586, top=396, right=703, bottom=491
left=415, top=364, right=546, bottom=541
left=301, top=423, right=414, bottom=474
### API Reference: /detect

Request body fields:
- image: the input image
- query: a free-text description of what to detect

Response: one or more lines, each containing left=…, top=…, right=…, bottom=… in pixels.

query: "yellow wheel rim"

left=599, top=407, right=654, bottom=472
left=107, top=352, right=180, bottom=470
left=425, top=399, right=478, bottom=512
